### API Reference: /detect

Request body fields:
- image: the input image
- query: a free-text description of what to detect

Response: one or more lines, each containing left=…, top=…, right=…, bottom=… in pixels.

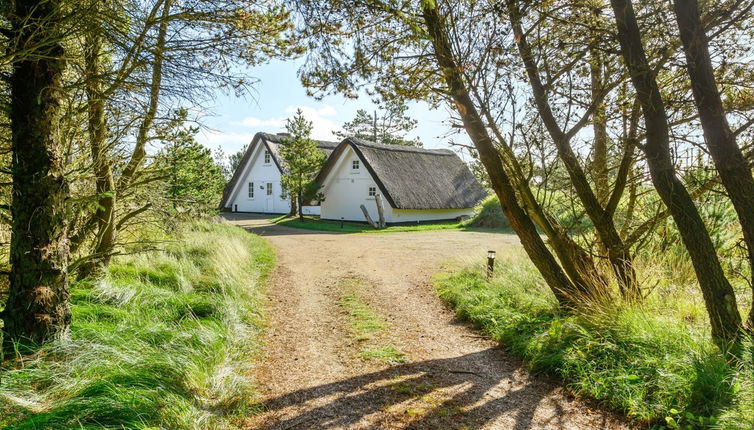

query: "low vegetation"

left=434, top=250, right=753, bottom=429
left=0, top=221, right=274, bottom=429
left=338, top=278, right=408, bottom=364
left=275, top=215, right=465, bottom=234
left=464, top=195, right=511, bottom=231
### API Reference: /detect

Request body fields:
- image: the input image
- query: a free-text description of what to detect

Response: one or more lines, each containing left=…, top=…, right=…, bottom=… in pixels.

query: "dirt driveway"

left=225, top=214, right=627, bottom=430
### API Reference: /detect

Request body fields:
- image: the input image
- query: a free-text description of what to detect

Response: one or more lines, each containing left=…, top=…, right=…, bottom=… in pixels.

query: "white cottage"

left=314, top=138, right=487, bottom=223
left=220, top=132, right=339, bottom=214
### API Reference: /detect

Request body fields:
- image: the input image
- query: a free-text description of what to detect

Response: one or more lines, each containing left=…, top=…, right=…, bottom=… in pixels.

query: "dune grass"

left=0, top=221, right=274, bottom=429
left=274, top=215, right=466, bottom=233
left=434, top=250, right=753, bottom=429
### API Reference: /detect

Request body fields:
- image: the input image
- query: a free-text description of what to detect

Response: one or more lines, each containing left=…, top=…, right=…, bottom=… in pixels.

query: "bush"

left=0, top=221, right=274, bottom=429
left=434, top=251, right=753, bottom=429
left=465, top=195, right=511, bottom=230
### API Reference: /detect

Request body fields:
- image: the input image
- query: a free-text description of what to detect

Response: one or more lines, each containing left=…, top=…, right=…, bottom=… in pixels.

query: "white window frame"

left=248, top=182, right=254, bottom=199
left=266, top=182, right=273, bottom=196
left=351, top=159, right=360, bottom=172
left=264, top=150, right=271, bottom=165
left=281, top=188, right=288, bottom=200
left=368, top=186, right=377, bottom=198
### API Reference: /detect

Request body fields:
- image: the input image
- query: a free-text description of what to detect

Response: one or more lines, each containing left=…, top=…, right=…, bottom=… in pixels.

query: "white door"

left=265, top=182, right=274, bottom=212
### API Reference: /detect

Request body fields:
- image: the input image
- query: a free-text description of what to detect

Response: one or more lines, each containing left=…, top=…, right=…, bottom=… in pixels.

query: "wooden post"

left=487, top=250, right=496, bottom=279
left=360, top=204, right=378, bottom=228
left=375, top=194, right=386, bottom=229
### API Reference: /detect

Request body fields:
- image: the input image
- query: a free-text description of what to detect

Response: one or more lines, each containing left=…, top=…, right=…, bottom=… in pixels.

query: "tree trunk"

left=290, top=193, right=297, bottom=216
left=506, top=0, right=640, bottom=300
left=297, top=192, right=304, bottom=221
left=673, top=0, right=754, bottom=330
left=422, top=4, right=588, bottom=306
left=590, top=46, right=610, bottom=205
left=360, top=204, right=378, bottom=228
left=2, top=0, right=71, bottom=348
left=117, top=0, right=170, bottom=191
left=375, top=194, right=386, bottom=228
left=610, top=0, right=742, bottom=345
left=78, top=28, right=116, bottom=279
left=484, top=111, right=609, bottom=295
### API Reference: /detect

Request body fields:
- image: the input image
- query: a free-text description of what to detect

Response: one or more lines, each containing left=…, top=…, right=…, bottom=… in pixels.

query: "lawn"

left=273, top=215, right=467, bottom=233
left=0, top=221, right=275, bottom=429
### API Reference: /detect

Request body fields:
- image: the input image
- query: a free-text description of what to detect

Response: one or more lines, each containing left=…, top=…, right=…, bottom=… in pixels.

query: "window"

left=368, top=186, right=377, bottom=197
left=281, top=189, right=288, bottom=200
left=266, top=182, right=273, bottom=196
left=248, top=182, right=254, bottom=199
left=352, top=160, right=360, bottom=170
left=264, top=150, right=271, bottom=164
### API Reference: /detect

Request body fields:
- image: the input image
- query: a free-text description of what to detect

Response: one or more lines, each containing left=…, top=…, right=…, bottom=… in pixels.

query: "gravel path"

left=225, top=214, right=629, bottom=430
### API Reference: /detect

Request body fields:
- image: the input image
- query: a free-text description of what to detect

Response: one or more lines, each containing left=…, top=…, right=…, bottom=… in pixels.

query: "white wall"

left=227, top=143, right=291, bottom=214
left=320, top=147, right=393, bottom=222
left=320, top=147, right=474, bottom=223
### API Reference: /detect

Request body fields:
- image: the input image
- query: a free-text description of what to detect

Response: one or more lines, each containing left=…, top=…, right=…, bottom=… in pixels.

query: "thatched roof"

left=220, top=132, right=339, bottom=208
left=316, top=137, right=487, bottom=210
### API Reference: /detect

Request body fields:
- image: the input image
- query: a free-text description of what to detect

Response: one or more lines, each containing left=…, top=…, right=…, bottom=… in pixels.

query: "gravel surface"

left=224, top=214, right=629, bottom=430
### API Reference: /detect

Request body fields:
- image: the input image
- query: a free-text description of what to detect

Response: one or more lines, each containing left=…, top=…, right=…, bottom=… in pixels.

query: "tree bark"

left=506, top=0, right=640, bottom=300
left=2, top=0, right=71, bottom=348
left=610, top=0, right=742, bottom=345
left=78, top=27, right=116, bottom=279
left=673, top=0, right=754, bottom=330
left=422, top=4, right=588, bottom=306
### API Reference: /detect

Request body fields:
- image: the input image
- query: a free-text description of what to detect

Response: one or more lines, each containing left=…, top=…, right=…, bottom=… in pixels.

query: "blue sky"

left=196, top=58, right=472, bottom=160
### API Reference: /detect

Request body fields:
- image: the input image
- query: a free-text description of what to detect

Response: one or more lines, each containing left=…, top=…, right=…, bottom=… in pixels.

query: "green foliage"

left=154, top=117, right=227, bottom=218
left=228, top=143, right=249, bottom=177
left=279, top=109, right=326, bottom=214
left=334, top=101, right=422, bottom=146
left=0, top=221, right=275, bottom=429
left=465, top=195, right=511, bottom=230
left=434, top=252, right=753, bottom=428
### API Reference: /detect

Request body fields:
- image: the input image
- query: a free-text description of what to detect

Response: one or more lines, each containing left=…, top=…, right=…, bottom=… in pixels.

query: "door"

left=265, top=182, right=274, bottom=212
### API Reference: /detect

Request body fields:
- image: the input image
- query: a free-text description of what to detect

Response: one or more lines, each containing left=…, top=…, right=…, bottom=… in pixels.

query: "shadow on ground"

left=252, top=348, right=619, bottom=429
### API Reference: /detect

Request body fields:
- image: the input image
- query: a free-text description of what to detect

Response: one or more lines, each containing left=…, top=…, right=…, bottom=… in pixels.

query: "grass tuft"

left=0, top=220, right=275, bottom=429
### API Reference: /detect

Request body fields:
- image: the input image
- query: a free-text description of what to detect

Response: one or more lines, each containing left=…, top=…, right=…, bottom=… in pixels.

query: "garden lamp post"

left=487, top=250, right=496, bottom=279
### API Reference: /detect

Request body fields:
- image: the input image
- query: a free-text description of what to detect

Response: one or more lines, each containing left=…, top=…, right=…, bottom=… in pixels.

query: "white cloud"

left=198, top=130, right=254, bottom=155
left=236, top=104, right=340, bottom=141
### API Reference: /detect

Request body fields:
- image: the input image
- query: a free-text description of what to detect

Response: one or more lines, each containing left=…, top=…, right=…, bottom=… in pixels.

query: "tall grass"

left=435, top=250, right=753, bottom=429
left=0, top=221, right=274, bottom=429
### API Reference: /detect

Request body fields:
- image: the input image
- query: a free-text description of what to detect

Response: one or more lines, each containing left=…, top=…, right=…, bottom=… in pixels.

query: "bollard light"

left=487, top=250, right=496, bottom=279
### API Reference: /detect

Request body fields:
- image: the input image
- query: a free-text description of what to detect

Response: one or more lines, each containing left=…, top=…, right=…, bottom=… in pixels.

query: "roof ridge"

left=259, top=131, right=340, bottom=147
left=345, top=137, right=454, bottom=155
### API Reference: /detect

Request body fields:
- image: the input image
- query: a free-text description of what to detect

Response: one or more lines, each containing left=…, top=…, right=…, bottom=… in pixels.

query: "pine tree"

left=279, top=109, right=326, bottom=221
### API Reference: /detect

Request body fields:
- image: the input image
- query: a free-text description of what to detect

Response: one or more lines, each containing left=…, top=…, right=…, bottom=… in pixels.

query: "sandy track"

left=225, top=214, right=628, bottom=430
